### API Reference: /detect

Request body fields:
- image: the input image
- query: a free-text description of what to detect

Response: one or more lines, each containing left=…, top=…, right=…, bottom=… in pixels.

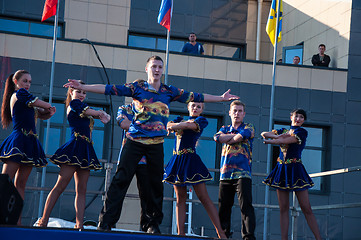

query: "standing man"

left=116, top=97, right=163, bottom=233
left=64, top=56, right=239, bottom=233
left=293, top=56, right=300, bottom=65
left=311, top=44, right=331, bottom=67
left=182, top=32, right=204, bottom=55
left=214, top=100, right=256, bottom=240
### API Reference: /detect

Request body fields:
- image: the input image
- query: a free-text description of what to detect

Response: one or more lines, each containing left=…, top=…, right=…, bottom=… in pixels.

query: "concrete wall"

left=64, top=0, right=131, bottom=45
left=276, top=0, right=352, bottom=68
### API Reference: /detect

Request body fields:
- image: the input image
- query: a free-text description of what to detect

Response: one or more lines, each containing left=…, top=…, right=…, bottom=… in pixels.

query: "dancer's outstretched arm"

left=203, top=89, right=239, bottom=102
left=63, top=79, right=106, bottom=94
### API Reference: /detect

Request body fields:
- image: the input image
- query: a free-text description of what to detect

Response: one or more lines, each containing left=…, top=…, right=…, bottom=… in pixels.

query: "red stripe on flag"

left=41, top=0, right=58, bottom=22
left=159, top=9, right=171, bottom=31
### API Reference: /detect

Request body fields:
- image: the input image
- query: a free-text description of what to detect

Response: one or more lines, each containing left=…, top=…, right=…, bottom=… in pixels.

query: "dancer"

left=63, top=55, right=239, bottom=232
left=38, top=83, right=110, bottom=229
left=117, top=91, right=163, bottom=232
left=214, top=100, right=256, bottom=240
left=0, top=70, right=56, bottom=225
left=164, top=102, right=226, bottom=239
left=261, top=109, right=321, bottom=240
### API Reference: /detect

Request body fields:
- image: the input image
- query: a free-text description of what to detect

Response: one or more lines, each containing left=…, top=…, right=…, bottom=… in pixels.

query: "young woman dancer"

left=261, top=109, right=321, bottom=240
left=164, top=102, right=226, bottom=239
left=0, top=70, right=56, bottom=224
left=38, top=84, right=110, bottom=229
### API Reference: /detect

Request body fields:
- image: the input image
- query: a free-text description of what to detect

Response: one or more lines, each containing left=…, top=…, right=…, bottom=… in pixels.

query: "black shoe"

left=97, top=222, right=112, bottom=231
left=225, top=231, right=233, bottom=238
left=146, top=225, right=161, bottom=234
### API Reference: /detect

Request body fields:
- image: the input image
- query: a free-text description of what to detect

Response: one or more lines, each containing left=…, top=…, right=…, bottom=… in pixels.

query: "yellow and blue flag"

left=266, top=0, right=283, bottom=46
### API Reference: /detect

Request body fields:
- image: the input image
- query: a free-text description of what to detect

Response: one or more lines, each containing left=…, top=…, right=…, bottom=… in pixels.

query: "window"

left=128, top=33, right=245, bottom=59
left=164, top=113, right=222, bottom=180
left=0, top=17, right=63, bottom=38
left=39, top=102, right=109, bottom=167
left=272, top=123, right=328, bottom=191
left=282, top=44, right=304, bottom=64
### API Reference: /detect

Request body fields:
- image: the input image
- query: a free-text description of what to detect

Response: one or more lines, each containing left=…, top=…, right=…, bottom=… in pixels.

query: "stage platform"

left=0, top=225, right=215, bottom=240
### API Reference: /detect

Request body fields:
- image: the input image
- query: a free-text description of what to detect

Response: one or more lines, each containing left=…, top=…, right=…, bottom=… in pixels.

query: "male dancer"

left=64, top=55, right=239, bottom=233
left=214, top=100, right=256, bottom=239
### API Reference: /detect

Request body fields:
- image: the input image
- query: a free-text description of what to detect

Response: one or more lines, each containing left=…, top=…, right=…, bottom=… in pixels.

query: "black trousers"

left=136, top=164, right=163, bottom=231
left=219, top=178, right=256, bottom=240
left=99, top=139, right=164, bottom=228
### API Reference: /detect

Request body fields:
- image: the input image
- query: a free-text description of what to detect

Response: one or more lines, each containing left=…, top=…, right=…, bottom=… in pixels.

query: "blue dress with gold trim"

left=263, top=126, right=314, bottom=191
left=0, top=88, right=47, bottom=167
left=50, top=99, right=101, bottom=170
left=163, top=116, right=212, bottom=186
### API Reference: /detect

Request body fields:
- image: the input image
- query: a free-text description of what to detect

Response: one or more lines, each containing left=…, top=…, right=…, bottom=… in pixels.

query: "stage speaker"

left=0, top=174, right=23, bottom=225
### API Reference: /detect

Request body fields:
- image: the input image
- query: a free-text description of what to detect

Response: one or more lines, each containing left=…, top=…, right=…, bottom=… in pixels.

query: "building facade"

left=0, top=0, right=360, bottom=239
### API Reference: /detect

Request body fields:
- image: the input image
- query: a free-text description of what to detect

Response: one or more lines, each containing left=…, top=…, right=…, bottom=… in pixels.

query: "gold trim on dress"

left=79, top=106, right=90, bottom=118
left=173, top=148, right=195, bottom=155
left=74, top=132, right=93, bottom=144
left=22, top=128, right=38, bottom=138
left=27, top=97, right=38, bottom=107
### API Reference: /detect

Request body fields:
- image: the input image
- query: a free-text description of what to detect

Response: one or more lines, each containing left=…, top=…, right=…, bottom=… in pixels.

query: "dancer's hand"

left=99, top=111, right=110, bottom=124
left=48, top=106, right=56, bottom=116
left=63, top=79, right=83, bottom=89
left=221, top=89, right=239, bottom=101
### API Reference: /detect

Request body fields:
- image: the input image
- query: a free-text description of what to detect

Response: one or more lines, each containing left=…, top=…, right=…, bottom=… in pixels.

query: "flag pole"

left=37, top=1, right=60, bottom=219
left=164, top=29, right=170, bottom=85
left=263, top=0, right=281, bottom=239
left=164, top=0, right=173, bottom=85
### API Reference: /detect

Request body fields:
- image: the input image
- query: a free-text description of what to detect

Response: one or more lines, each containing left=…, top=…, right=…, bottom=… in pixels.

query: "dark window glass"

left=0, top=17, right=63, bottom=38
left=51, top=102, right=65, bottom=124
left=157, top=38, right=185, bottom=52
left=128, top=35, right=156, bottom=49
left=0, top=18, right=28, bottom=34
left=128, top=33, right=244, bottom=59
left=30, top=22, right=62, bottom=38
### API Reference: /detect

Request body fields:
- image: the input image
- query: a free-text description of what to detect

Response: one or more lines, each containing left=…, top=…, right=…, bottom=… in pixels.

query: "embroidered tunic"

left=105, top=81, right=204, bottom=145
left=214, top=123, right=255, bottom=180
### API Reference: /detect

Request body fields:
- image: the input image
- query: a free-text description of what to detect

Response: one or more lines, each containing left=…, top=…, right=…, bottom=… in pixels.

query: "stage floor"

left=0, top=225, right=215, bottom=240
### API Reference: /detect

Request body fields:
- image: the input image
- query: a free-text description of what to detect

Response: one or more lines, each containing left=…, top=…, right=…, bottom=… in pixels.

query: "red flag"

left=41, top=0, right=58, bottom=22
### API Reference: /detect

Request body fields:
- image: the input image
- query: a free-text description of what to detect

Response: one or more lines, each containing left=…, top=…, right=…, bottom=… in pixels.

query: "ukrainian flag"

left=266, top=0, right=283, bottom=46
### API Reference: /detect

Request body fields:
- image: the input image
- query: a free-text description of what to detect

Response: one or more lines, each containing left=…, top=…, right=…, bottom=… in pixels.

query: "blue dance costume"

left=163, top=116, right=212, bottom=186
left=0, top=88, right=47, bottom=167
left=50, top=99, right=101, bottom=170
left=263, top=126, right=314, bottom=191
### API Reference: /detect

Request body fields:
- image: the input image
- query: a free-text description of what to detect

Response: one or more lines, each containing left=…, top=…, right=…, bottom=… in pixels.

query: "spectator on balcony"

left=182, top=32, right=204, bottom=55
left=293, top=56, right=300, bottom=65
left=311, top=44, right=331, bottom=67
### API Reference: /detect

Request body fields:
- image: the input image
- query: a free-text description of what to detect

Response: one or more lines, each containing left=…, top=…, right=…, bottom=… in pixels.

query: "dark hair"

left=65, top=80, right=85, bottom=108
left=294, top=56, right=300, bottom=59
left=1, top=70, right=29, bottom=128
left=146, top=56, right=163, bottom=65
left=189, top=32, right=195, bottom=35
left=230, top=100, right=246, bottom=111
left=318, top=44, right=326, bottom=48
left=290, top=108, right=307, bottom=120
